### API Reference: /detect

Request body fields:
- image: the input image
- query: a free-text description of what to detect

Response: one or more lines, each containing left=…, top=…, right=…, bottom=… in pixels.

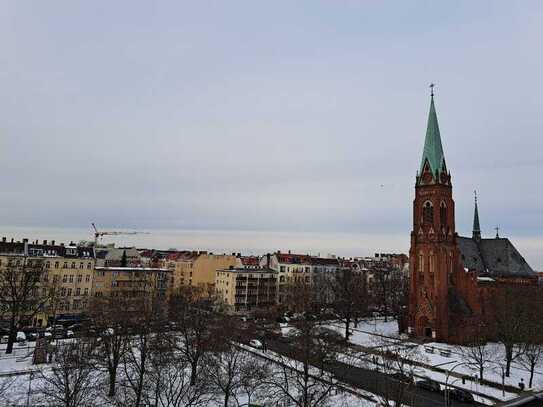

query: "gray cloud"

left=1, top=1, right=542, bottom=268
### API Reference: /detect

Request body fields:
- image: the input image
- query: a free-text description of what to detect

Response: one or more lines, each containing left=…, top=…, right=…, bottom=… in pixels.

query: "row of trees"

left=16, top=284, right=353, bottom=407
left=458, top=286, right=543, bottom=387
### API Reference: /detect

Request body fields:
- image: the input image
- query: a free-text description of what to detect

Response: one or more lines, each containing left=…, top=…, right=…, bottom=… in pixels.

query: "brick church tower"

left=408, top=89, right=461, bottom=340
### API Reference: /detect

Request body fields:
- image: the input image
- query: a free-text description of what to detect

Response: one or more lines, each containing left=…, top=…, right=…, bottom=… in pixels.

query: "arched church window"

left=440, top=202, right=447, bottom=227
left=423, top=201, right=434, bottom=224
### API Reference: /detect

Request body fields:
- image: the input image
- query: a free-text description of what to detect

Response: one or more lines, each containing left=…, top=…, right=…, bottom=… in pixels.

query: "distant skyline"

left=2, top=2, right=542, bottom=268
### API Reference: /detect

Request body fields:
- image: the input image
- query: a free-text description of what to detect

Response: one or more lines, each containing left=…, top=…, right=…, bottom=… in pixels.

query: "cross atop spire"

left=430, top=83, right=435, bottom=97
left=473, top=190, right=482, bottom=242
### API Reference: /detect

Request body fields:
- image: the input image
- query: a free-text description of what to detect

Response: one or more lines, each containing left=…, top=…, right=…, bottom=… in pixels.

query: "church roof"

left=420, top=95, right=447, bottom=177
left=457, top=236, right=534, bottom=277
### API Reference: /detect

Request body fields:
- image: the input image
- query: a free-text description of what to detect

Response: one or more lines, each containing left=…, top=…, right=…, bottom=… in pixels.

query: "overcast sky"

left=1, top=1, right=542, bottom=267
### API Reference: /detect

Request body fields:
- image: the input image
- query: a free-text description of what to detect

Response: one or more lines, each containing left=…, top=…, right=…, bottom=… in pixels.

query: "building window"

left=45, top=261, right=50, bottom=269
left=63, top=262, right=68, bottom=269
left=71, top=262, right=76, bottom=269
left=61, top=288, right=66, bottom=296
left=76, top=288, right=81, bottom=296
left=84, top=288, right=88, bottom=296
left=77, top=274, right=82, bottom=283
left=55, top=261, right=59, bottom=269
left=62, top=275, right=68, bottom=283
left=418, top=254, right=424, bottom=273
left=440, top=202, right=447, bottom=227
left=87, top=262, right=92, bottom=269
left=423, top=201, right=434, bottom=224
left=67, top=288, right=72, bottom=296
left=69, top=275, right=74, bottom=283
left=85, top=275, right=90, bottom=283
left=79, top=262, right=84, bottom=269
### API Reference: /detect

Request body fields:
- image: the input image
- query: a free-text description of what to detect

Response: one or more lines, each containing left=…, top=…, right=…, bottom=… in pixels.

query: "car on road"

left=16, top=331, right=26, bottom=342
left=448, top=388, right=474, bottom=403
left=390, top=372, right=414, bottom=384
left=0, top=336, right=8, bottom=344
left=249, top=339, right=263, bottom=349
left=416, top=379, right=441, bottom=393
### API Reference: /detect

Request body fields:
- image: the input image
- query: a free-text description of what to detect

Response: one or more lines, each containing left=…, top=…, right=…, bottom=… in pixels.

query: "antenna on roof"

left=495, top=226, right=500, bottom=239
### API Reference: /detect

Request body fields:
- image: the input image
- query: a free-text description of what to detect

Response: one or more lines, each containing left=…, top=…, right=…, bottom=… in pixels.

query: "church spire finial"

left=473, top=190, right=482, bottom=242
left=430, top=83, right=435, bottom=97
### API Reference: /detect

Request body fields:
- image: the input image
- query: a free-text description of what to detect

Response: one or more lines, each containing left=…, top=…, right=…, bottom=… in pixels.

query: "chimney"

left=23, top=238, right=28, bottom=243
left=51, top=240, right=55, bottom=246
left=288, top=250, right=291, bottom=254
left=1, top=237, right=5, bottom=242
left=43, top=240, right=47, bottom=245
left=10, top=238, right=14, bottom=243
left=266, top=253, right=271, bottom=269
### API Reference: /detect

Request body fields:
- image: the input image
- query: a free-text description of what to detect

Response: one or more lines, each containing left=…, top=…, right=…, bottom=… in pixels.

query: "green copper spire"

left=473, top=191, right=481, bottom=241
left=419, top=89, right=446, bottom=178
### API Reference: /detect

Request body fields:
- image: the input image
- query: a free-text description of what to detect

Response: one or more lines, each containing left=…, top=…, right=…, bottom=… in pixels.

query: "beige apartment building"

left=161, top=251, right=238, bottom=293
left=0, top=238, right=95, bottom=327
left=92, top=266, right=171, bottom=299
left=215, top=266, right=277, bottom=313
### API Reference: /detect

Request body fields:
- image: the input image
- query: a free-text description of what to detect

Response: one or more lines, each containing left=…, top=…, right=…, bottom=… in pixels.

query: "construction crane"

left=91, top=223, right=149, bottom=246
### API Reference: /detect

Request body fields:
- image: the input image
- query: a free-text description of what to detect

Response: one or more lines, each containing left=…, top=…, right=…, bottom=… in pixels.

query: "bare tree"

left=518, top=289, right=543, bottom=388
left=265, top=280, right=342, bottom=407
left=456, top=323, right=494, bottom=381
left=117, top=294, right=166, bottom=407
left=146, top=351, right=211, bottom=407
left=36, top=339, right=99, bottom=407
left=370, top=265, right=406, bottom=323
left=205, top=343, right=251, bottom=407
left=0, top=256, right=49, bottom=354
left=168, top=287, right=222, bottom=386
left=495, top=286, right=532, bottom=377
left=371, top=336, right=422, bottom=407
left=88, top=296, right=131, bottom=398
left=329, top=267, right=368, bottom=340
left=238, top=356, right=271, bottom=407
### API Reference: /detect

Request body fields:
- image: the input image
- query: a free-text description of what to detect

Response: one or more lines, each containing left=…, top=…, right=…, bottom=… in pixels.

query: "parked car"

left=0, top=336, right=8, bottom=344
left=390, top=372, right=414, bottom=384
left=22, top=327, right=43, bottom=341
left=416, top=379, right=441, bottom=393
left=249, top=339, right=263, bottom=349
left=448, top=388, right=474, bottom=403
left=66, top=330, right=75, bottom=338
left=16, top=331, right=27, bottom=342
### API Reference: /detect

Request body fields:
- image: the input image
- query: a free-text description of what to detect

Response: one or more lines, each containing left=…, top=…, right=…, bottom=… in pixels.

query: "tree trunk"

left=529, top=362, right=535, bottom=388
left=190, top=361, right=198, bottom=386
left=479, top=366, right=484, bottom=381
left=345, top=316, right=351, bottom=341
left=505, top=346, right=512, bottom=377
left=107, top=367, right=117, bottom=397
left=6, top=316, right=16, bottom=354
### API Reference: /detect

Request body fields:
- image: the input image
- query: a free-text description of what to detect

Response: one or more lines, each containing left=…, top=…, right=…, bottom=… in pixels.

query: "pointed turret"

left=473, top=191, right=481, bottom=242
left=418, top=87, right=447, bottom=184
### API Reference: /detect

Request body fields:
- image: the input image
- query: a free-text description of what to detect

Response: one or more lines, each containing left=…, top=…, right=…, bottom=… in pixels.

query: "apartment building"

left=92, top=266, right=171, bottom=299
left=215, top=266, right=277, bottom=313
left=259, top=252, right=342, bottom=304
left=161, top=251, right=238, bottom=293
left=95, top=246, right=141, bottom=267
left=0, top=238, right=95, bottom=326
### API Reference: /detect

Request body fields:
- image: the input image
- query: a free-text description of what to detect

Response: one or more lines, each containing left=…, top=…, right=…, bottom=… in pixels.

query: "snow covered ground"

left=324, top=317, right=543, bottom=403
left=0, top=338, right=380, bottom=407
